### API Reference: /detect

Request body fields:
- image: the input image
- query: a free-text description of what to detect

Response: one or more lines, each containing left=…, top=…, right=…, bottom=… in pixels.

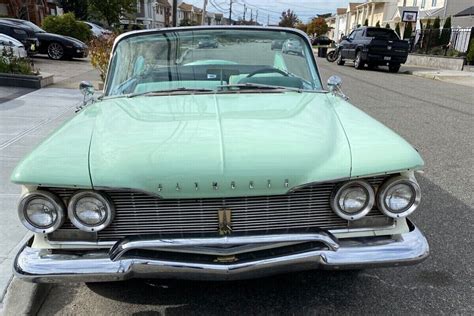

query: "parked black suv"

left=0, top=19, right=39, bottom=55
left=337, top=27, right=409, bottom=73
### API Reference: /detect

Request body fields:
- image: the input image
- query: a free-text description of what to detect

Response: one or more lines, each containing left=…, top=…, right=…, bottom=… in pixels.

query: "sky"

left=184, top=0, right=352, bottom=24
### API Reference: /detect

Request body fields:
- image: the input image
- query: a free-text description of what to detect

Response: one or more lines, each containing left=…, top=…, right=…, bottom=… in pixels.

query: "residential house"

left=400, top=0, right=474, bottom=27
left=334, top=8, right=347, bottom=41
left=344, top=2, right=362, bottom=34
left=177, top=1, right=193, bottom=25
left=0, top=0, right=49, bottom=25
left=325, top=14, right=336, bottom=40
left=154, top=0, right=171, bottom=28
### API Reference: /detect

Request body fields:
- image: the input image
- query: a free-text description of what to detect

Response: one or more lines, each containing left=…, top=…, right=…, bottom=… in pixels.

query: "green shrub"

left=467, top=39, right=474, bottom=64
left=0, top=47, right=37, bottom=75
left=42, top=12, right=92, bottom=43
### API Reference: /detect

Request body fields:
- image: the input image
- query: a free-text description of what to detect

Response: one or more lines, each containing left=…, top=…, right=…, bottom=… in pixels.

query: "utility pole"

left=228, top=0, right=233, bottom=25
left=172, top=0, right=177, bottom=27
left=202, top=0, right=208, bottom=25
left=250, top=9, right=253, bottom=22
left=243, top=4, right=246, bottom=21
left=267, top=14, right=270, bottom=26
left=255, top=10, right=258, bottom=25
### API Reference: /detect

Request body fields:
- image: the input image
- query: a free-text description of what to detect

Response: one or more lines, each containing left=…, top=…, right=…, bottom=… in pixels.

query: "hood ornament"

left=218, top=208, right=232, bottom=235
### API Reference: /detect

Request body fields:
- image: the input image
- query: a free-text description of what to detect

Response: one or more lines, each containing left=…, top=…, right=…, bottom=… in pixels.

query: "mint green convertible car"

left=12, top=27, right=429, bottom=282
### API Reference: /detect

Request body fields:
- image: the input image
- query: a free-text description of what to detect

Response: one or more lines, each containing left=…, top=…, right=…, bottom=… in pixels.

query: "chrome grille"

left=47, top=177, right=388, bottom=242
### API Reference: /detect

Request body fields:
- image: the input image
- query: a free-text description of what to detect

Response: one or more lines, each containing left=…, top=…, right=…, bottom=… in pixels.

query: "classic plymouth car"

left=12, top=27, right=429, bottom=282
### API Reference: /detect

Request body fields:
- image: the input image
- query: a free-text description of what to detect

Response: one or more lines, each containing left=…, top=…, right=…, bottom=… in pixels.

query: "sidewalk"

left=405, top=69, right=474, bottom=88
left=0, top=88, right=82, bottom=308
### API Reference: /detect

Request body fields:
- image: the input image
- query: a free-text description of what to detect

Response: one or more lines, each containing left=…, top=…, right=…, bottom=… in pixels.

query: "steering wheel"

left=247, top=67, right=289, bottom=77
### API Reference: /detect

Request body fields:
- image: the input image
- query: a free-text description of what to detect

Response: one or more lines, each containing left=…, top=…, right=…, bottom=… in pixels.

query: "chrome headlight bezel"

left=377, top=176, right=421, bottom=218
left=68, top=191, right=115, bottom=232
left=330, top=180, right=375, bottom=221
left=18, top=191, right=65, bottom=234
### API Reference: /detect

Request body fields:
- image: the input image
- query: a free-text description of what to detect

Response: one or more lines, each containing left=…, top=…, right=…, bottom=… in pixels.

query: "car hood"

left=37, top=32, right=86, bottom=46
left=88, top=92, right=351, bottom=198
left=11, top=92, right=424, bottom=198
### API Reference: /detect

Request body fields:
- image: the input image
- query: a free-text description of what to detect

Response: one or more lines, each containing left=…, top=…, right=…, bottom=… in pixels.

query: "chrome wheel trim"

left=355, top=52, right=361, bottom=68
left=48, top=42, right=64, bottom=59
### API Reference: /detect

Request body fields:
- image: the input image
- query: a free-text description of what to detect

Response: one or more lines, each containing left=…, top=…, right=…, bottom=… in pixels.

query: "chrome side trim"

left=109, top=232, right=340, bottom=261
left=14, top=221, right=429, bottom=283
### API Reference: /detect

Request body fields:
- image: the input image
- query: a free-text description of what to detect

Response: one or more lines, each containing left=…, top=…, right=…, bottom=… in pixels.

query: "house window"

left=413, top=0, right=417, bottom=5
left=421, top=0, right=425, bottom=8
left=137, top=1, right=141, bottom=13
left=431, top=0, right=437, bottom=7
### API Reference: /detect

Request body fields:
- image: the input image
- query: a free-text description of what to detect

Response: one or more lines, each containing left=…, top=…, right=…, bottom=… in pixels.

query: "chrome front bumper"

left=14, top=222, right=429, bottom=283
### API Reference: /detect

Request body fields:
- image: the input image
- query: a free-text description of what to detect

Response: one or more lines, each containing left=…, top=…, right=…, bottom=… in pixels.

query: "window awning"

left=454, top=6, right=474, bottom=17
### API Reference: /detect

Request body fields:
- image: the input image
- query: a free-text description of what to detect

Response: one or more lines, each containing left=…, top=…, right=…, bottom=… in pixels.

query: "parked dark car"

left=2, top=18, right=88, bottom=60
left=312, top=35, right=333, bottom=46
left=337, top=27, right=409, bottom=73
left=282, top=39, right=303, bottom=56
left=0, top=19, right=39, bottom=55
left=198, top=37, right=218, bottom=48
left=271, top=39, right=284, bottom=50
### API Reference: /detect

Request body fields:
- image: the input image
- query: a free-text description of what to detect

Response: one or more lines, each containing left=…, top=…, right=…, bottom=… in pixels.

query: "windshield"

left=21, top=20, right=45, bottom=33
left=366, top=28, right=399, bottom=40
left=105, top=28, right=322, bottom=96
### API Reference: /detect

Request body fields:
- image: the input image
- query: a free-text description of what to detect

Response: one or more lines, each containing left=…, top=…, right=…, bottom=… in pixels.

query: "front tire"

left=336, top=53, right=345, bottom=65
left=47, top=42, right=64, bottom=60
left=388, top=64, right=401, bottom=73
left=354, top=51, right=364, bottom=69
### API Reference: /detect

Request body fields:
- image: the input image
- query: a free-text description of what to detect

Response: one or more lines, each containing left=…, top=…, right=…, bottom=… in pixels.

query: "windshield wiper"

left=127, top=88, right=215, bottom=98
left=218, top=83, right=302, bottom=92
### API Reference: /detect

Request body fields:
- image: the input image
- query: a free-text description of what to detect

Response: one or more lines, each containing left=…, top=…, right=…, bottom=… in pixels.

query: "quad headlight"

left=377, top=176, right=421, bottom=218
left=18, top=191, right=65, bottom=233
left=68, top=191, right=114, bottom=232
left=331, top=180, right=375, bottom=221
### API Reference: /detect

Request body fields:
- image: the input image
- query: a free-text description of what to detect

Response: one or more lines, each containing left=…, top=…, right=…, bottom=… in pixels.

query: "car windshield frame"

left=104, top=26, right=324, bottom=97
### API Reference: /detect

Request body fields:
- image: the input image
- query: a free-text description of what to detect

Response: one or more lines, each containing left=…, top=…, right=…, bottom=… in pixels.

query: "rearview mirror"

left=327, top=75, right=348, bottom=100
left=79, top=81, right=95, bottom=96
left=327, top=75, right=342, bottom=91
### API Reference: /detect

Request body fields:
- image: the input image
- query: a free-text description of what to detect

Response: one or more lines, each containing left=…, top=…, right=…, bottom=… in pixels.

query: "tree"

left=42, top=12, right=92, bottom=42
left=180, top=19, right=200, bottom=26
left=439, top=16, right=451, bottom=46
left=433, top=16, right=441, bottom=29
left=279, top=9, right=300, bottom=28
left=403, top=22, right=413, bottom=39
left=375, top=21, right=380, bottom=28
left=395, top=23, right=400, bottom=37
left=56, top=0, right=89, bottom=20
left=88, top=0, right=137, bottom=27
left=385, top=23, right=390, bottom=29
left=364, top=18, right=368, bottom=26
left=306, top=17, right=329, bottom=36
left=426, top=19, right=431, bottom=28
left=295, top=23, right=307, bottom=32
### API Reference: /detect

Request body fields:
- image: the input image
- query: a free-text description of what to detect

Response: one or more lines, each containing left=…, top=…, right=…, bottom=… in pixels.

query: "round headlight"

left=378, top=176, right=421, bottom=218
left=18, top=191, right=65, bottom=233
left=331, top=180, right=375, bottom=221
left=68, top=191, right=114, bottom=232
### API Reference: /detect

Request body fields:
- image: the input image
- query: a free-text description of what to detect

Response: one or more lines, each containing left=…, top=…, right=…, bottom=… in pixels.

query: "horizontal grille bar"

left=46, top=176, right=389, bottom=242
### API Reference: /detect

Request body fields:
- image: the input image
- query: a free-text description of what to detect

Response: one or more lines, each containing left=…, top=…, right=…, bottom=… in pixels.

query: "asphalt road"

left=24, top=56, right=474, bottom=315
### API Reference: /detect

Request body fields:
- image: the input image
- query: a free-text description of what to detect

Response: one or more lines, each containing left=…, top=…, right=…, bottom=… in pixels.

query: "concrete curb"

left=406, top=70, right=474, bottom=88
left=1, top=278, right=52, bottom=315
